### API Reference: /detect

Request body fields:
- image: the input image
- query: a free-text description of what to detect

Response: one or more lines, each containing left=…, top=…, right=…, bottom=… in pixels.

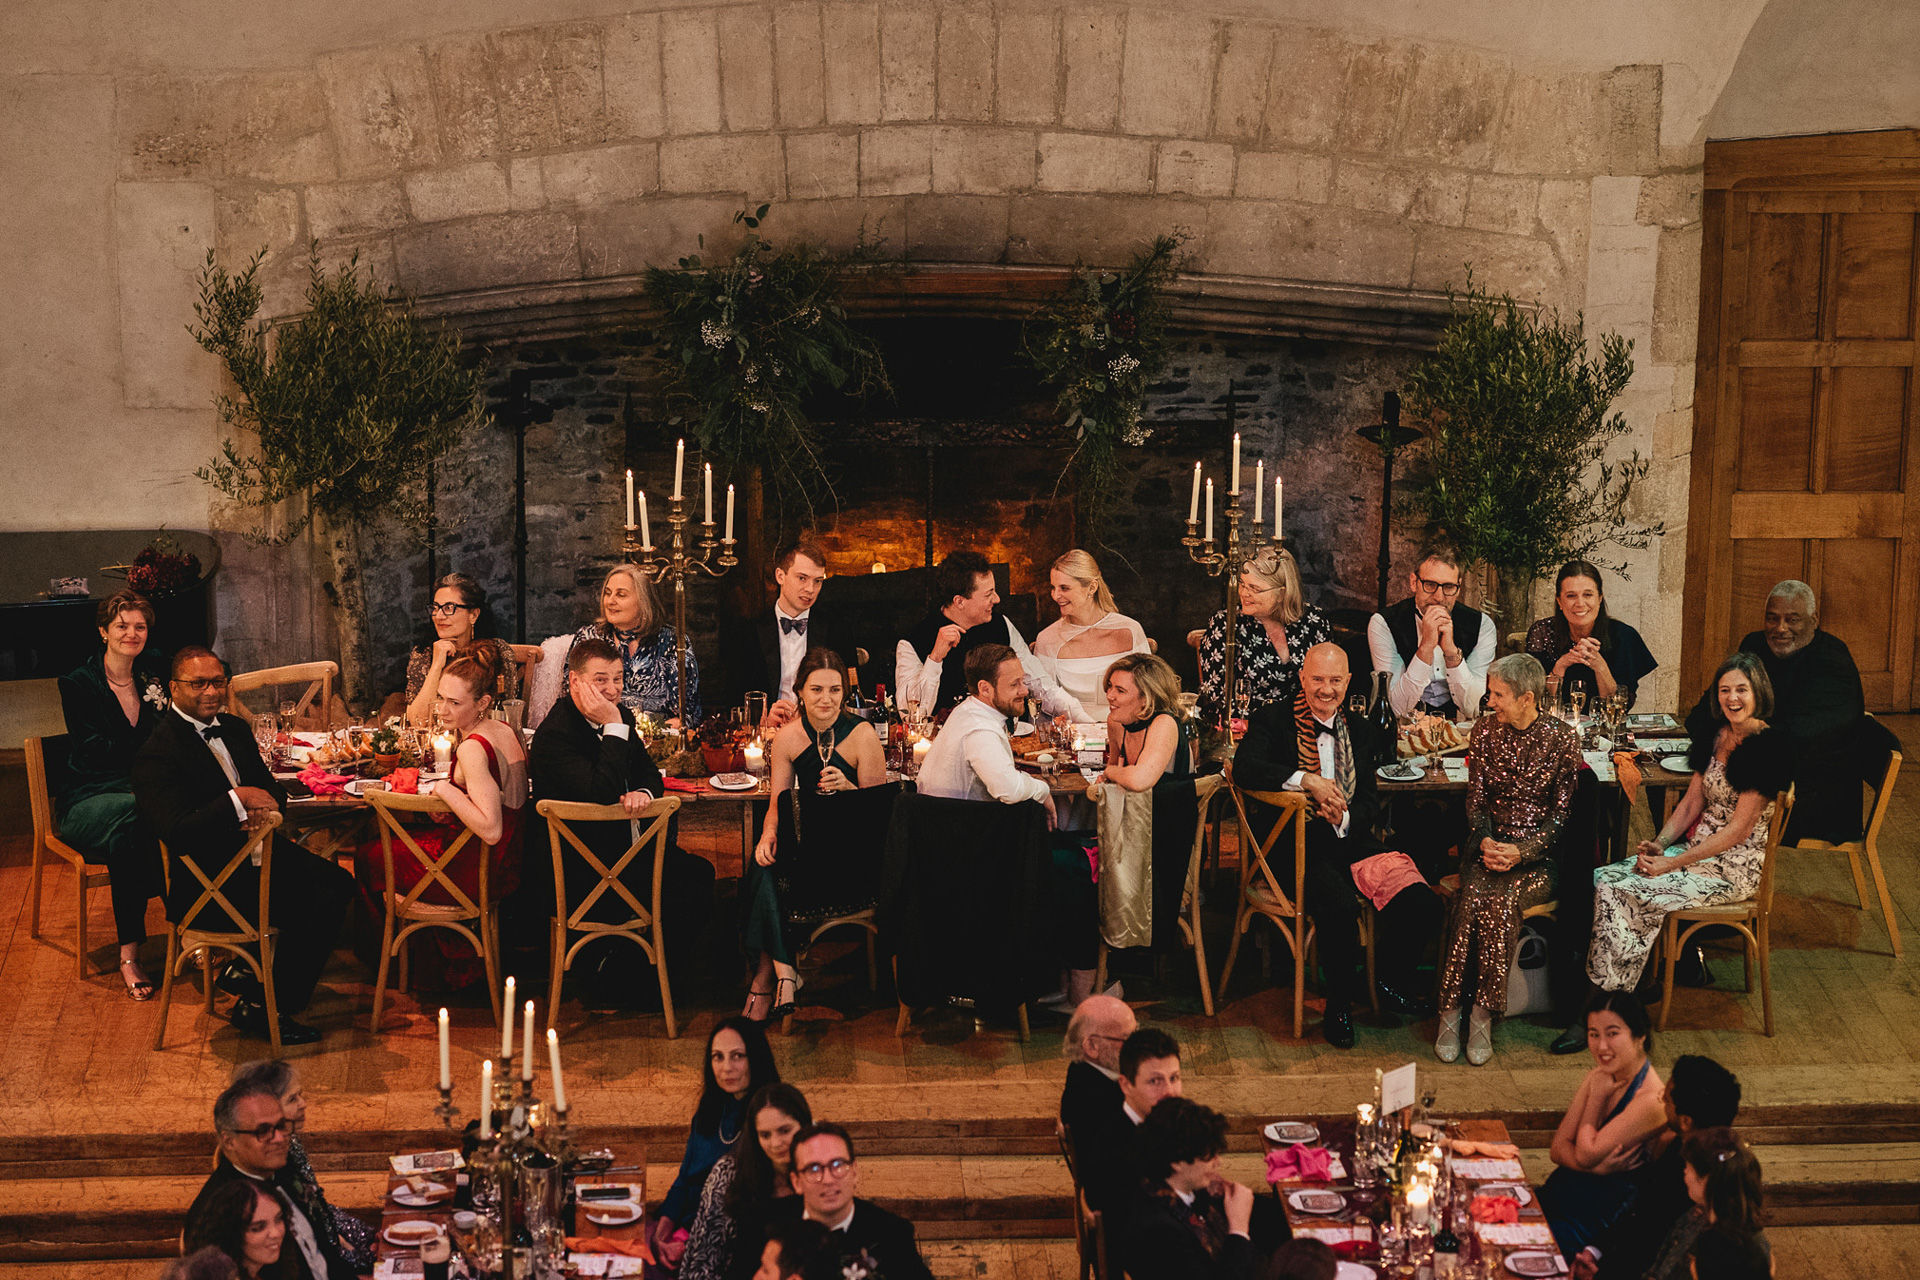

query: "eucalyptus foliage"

left=644, top=205, right=889, bottom=521
left=1023, top=235, right=1182, bottom=537
left=1403, top=276, right=1661, bottom=612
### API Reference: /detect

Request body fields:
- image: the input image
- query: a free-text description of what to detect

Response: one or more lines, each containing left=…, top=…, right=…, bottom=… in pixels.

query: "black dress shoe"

left=216, top=961, right=264, bottom=1001
left=1322, top=1004, right=1356, bottom=1049
left=228, top=1000, right=322, bottom=1046
left=1549, top=1022, right=1588, bottom=1055
left=1377, top=983, right=1437, bottom=1020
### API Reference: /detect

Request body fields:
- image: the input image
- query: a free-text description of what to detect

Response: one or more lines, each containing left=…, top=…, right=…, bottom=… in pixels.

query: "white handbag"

left=1503, top=923, right=1553, bottom=1016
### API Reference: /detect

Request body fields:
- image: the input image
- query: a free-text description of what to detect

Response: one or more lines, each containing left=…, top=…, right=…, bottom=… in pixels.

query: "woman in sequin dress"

left=1586, top=652, right=1792, bottom=993
left=570, top=562, right=702, bottom=727
left=1436, top=654, right=1580, bottom=1065
left=1198, top=546, right=1332, bottom=722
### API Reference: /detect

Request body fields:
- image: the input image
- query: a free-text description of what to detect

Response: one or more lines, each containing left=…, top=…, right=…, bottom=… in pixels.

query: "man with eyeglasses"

left=770, top=1121, right=934, bottom=1280
left=186, top=1078, right=358, bottom=1279
left=133, top=647, right=351, bottom=1046
left=1366, top=541, right=1495, bottom=719
left=1059, top=994, right=1137, bottom=1187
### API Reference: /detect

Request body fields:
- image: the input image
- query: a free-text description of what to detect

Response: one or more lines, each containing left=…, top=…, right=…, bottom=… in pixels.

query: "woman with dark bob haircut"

left=651, top=1017, right=782, bottom=1263
left=681, top=1081, right=814, bottom=1280
left=406, top=571, right=520, bottom=727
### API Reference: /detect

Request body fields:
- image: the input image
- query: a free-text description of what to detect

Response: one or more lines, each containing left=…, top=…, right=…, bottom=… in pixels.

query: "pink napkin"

left=663, top=777, right=703, bottom=793
left=1350, top=851, right=1426, bottom=911
left=297, top=766, right=352, bottom=796
left=386, top=767, right=421, bottom=795
left=1266, top=1145, right=1334, bottom=1182
left=1470, top=1194, right=1521, bottom=1224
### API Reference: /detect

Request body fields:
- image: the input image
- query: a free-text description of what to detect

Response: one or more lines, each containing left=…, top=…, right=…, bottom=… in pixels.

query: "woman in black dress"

left=55, top=589, right=169, bottom=999
left=681, top=1082, right=813, bottom=1280
left=1097, top=653, right=1193, bottom=790
left=1525, top=560, right=1658, bottom=711
left=748, top=648, right=889, bottom=1020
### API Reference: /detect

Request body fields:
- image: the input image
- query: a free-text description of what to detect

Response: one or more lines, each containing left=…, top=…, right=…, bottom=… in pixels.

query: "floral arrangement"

left=120, top=533, right=203, bottom=598
left=645, top=205, right=890, bottom=521
left=1023, top=234, right=1183, bottom=535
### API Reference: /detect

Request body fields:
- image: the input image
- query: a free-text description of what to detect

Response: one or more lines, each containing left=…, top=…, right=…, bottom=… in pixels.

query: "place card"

left=1476, top=1222, right=1556, bottom=1247
left=1442, top=760, right=1470, bottom=782
left=1451, top=1157, right=1527, bottom=1180
left=1380, top=1062, right=1416, bottom=1116
left=389, top=1150, right=465, bottom=1175
left=374, top=1259, right=423, bottom=1278
left=1582, top=752, right=1615, bottom=783
left=570, top=1256, right=646, bottom=1277
left=1293, top=1225, right=1366, bottom=1243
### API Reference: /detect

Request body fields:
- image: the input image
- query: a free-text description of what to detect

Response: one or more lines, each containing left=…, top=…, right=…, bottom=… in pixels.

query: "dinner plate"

left=1264, top=1121, right=1321, bottom=1145
left=1658, top=755, right=1692, bottom=774
left=390, top=1184, right=452, bottom=1207
left=381, top=1220, right=442, bottom=1248
left=581, top=1200, right=642, bottom=1225
left=1376, top=763, right=1422, bottom=781
left=708, top=773, right=758, bottom=791
left=1478, top=1181, right=1533, bottom=1207
left=1503, top=1251, right=1566, bottom=1276
left=1286, top=1189, right=1346, bottom=1215
left=1011, top=721, right=1035, bottom=736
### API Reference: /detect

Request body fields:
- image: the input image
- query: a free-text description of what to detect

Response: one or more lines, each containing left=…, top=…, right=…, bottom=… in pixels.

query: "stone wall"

left=13, top=0, right=1915, bottom=714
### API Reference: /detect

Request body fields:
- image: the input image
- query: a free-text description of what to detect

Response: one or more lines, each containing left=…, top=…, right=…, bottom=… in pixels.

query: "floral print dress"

left=1198, top=603, right=1333, bottom=719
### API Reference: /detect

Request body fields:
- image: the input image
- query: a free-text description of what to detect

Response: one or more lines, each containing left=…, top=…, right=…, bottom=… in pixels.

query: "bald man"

left=1232, top=643, right=1440, bottom=1048
left=1061, top=994, right=1137, bottom=1153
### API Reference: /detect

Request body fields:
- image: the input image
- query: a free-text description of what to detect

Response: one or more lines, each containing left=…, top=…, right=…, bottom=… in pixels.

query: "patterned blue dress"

left=571, top=622, right=702, bottom=727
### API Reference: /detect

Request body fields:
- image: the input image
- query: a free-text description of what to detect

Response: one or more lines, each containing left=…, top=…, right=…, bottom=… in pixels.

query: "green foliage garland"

left=1023, top=234, right=1183, bottom=536
left=644, top=205, right=889, bottom=521
left=1402, top=274, right=1662, bottom=619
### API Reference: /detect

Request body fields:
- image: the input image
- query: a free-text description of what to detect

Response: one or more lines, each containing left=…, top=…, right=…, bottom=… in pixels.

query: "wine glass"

left=254, top=713, right=277, bottom=757
left=1570, top=688, right=1587, bottom=724
left=279, top=699, right=300, bottom=731
left=1543, top=673, right=1562, bottom=717
left=743, top=691, right=768, bottom=733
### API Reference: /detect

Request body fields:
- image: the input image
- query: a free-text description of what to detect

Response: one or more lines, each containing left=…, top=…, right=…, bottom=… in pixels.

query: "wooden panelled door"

left=1686, top=131, right=1920, bottom=710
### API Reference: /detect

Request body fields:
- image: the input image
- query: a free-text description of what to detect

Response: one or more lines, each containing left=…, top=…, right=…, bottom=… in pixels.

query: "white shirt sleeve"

left=228, top=791, right=249, bottom=823
left=962, top=725, right=1052, bottom=805
left=1370, top=613, right=1428, bottom=718
left=600, top=721, right=630, bottom=739
left=1006, top=621, right=1089, bottom=721
left=1286, top=731, right=1350, bottom=837
left=1450, top=615, right=1496, bottom=716
left=895, top=638, right=942, bottom=712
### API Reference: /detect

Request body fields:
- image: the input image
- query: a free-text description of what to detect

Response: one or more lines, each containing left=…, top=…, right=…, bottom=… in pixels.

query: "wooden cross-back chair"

left=364, top=789, right=503, bottom=1033
left=153, top=815, right=285, bottom=1056
left=1058, top=1123, right=1110, bottom=1280
left=1094, top=772, right=1225, bottom=1016
left=1218, top=782, right=1313, bottom=1038
left=539, top=796, right=683, bottom=1038
left=228, top=661, right=338, bottom=729
left=507, top=645, right=542, bottom=700
left=1782, top=743, right=1903, bottom=959
left=24, top=735, right=113, bottom=978
left=1658, top=787, right=1795, bottom=1036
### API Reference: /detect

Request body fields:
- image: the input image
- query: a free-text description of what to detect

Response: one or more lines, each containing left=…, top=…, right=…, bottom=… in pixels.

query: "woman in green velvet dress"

left=56, top=589, right=171, bottom=999
left=746, top=648, right=888, bottom=1021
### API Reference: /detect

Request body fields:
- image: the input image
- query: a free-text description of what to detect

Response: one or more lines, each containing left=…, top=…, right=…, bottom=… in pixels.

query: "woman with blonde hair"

left=1197, top=545, right=1332, bottom=721
left=1097, top=653, right=1191, bottom=791
left=570, top=562, right=702, bottom=726
left=1033, top=549, right=1151, bottom=717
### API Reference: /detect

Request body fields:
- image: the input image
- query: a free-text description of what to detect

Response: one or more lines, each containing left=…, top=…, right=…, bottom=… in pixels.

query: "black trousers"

left=1546, top=771, right=1602, bottom=1015
left=177, top=843, right=352, bottom=1014
left=1304, top=835, right=1441, bottom=1006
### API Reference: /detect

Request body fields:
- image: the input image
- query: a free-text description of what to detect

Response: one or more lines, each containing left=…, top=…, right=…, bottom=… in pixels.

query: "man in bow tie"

left=131, top=647, right=351, bottom=1045
left=1230, top=643, right=1440, bottom=1048
left=721, top=541, right=859, bottom=732
left=1123, top=1097, right=1259, bottom=1280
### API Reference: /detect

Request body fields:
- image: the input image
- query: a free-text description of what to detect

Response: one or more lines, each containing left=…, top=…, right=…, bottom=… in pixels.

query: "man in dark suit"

left=771, top=1121, right=934, bottom=1280
left=1230, top=643, right=1441, bottom=1048
left=1124, top=1097, right=1257, bottom=1280
left=719, top=541, right=860, bottom=730
left=185, top=1077, right=359, bottom=1280
left=132, top=646, right=350, bottom=1046
left=1059, top=993, right=1136, bottom=1166
left=1070, top=1026, right=1185, bottom=1250
left=530, top=637, right=714, bottom=1008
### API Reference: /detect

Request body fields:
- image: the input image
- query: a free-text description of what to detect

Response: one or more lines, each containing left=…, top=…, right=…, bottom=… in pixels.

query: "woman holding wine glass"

left=1525, top=561, right=1657, bottom=711
left=746, top=648, right=888, bottom=1021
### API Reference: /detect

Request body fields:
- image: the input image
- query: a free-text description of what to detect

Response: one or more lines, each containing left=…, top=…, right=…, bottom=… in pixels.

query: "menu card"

left=1380, top=1063, right=1416, bottom=1116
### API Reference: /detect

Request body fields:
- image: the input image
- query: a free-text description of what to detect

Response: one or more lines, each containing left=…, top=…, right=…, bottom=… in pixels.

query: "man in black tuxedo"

left=132, top=647, right=350, bottom=1046
left=720, top=541, right=860, bottom=730
left=1124, top=1097, right=1257, bottom=1280
left=1230, top=643, right=1441, bottom=1048
left=185, top=1075, right=359, bottom=1279
left=530, top=637, right=714, bottom=1007
left=1059, top=993, right=1136, bottom=1168
left=771, top=1122, right=934, bottom=1280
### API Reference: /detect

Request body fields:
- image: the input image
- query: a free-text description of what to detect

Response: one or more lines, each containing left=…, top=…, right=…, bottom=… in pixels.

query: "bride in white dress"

left=1031, top=549, right=1151, bottom=718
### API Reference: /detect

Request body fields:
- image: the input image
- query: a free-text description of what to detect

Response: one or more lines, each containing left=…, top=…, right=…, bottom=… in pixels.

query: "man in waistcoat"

left=895, top=550, right=1088, bottom=722
left=1366, top=541, right=1496, bottom=720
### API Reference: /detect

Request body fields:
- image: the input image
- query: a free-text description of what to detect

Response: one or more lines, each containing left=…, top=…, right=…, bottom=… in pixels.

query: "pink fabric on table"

left=663, top=777, right=703, bottom=793
left=296, top=766, right=352, bottom=796
left=1469, top=1194, right=1521, bottom=1224
left=1266, top=1145, right=1334, bottom=1182
left=1349, top=851, right=1426, bottom=911
left=386, top=767, right=421, bottom=795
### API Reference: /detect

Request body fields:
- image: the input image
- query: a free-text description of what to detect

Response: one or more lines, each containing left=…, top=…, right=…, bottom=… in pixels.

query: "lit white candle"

left=912, top=737, right=931, bottom=763
left=433, top=734, right=452, bottom=771
left=703, top=462, right=713, bottom=524
left=1204, top=479, right=1213, bottom=542
left=501, top=977, right=515, bottom=1059
left=673, top=439, right=685, bottom=500
left=742, top=741, right=765, bottom=775
left=1253, top=461, right=1263, bottom=523
left=547, top=1028, right=568, bottom=1112
left=521, top=1000, right=535, bottom=1081
left=1230, top=433, right=1240, bottom=493
left=479, top=1060, right=492, bottom=1137
left=438, top=1007, right=451, bottom=1092
left=1188, top=463, right=1202, bottom=522
left=1275, top=477, right=1283, bottom=539
left=625, top=469, right=635, bottom=528
left=639, top=490, right=651, bottom=551
left=725, top=484, right=735, bottom=541
left=1406, top=1182, right=1431, bottom=1227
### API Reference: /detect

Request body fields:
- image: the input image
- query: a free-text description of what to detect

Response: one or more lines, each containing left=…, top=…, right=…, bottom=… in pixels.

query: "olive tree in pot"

left=1401, top=275, right=1663, bottom=643
left=190, top=244, right=488, bottom=711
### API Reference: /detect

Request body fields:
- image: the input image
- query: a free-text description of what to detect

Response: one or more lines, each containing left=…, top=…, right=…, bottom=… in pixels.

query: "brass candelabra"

left=623, top=492, right=736, bottom=730
left=1184, top=490, right=1284, bottom=732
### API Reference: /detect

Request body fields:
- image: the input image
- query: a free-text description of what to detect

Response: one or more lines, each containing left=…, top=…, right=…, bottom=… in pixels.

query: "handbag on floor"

left=1504, top=923, right=1553, bottom=1016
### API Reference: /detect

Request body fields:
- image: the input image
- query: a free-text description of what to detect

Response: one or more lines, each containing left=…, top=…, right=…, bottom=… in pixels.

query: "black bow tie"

left=780, top=616, right=807, bottom=636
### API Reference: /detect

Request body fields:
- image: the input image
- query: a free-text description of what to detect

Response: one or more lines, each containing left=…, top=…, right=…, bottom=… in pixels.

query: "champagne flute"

left=254, top=713, right=277, bottom=757
left=1544, top=673, right=1562, bottom=717
left=815, top=728, right=836, bottom=791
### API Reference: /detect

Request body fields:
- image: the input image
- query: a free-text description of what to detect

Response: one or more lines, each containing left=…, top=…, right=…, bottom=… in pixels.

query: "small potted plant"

left=697, top=718, right=744, bottom=774
left=369, top=726, right=403, bottom=774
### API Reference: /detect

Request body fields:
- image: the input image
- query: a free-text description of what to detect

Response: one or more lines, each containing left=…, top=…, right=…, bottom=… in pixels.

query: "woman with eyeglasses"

left=571, top=562, right=702, bottom=727
left=55, top=589, right=169, bottom=1000
left=1197, top=546, right=1333, bottom=722
left=653, top=1018, right=783, bottom=1268
left=1525, top=560, right=1658, bottom=711
left=406, top=572, right=520, bottom=727
left=682, top=1083, right=814, bottom=1280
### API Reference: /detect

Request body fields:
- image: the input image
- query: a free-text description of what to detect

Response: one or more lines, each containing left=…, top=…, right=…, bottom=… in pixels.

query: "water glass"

left=744, top=691, right=768, bottom=731
left=254, top=713, right=277, bottom=756
left=1543, top=674, right=1562, bottom=715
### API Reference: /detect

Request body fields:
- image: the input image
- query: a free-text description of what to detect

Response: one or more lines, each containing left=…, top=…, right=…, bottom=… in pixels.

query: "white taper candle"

left=479, top=1060, right=492, bottom=1137
left=1230, top=433, right=1240, bottom=493
left=639, top=490, right=651, bottom=551
left=1188, top=463, right=1202, bottom=522
left=501, top=976, right=514, bottom=1060
left=547, top=1028, right=567, bottom=1112
left=1276, top=477, right=1283, bottom=539
left=438, top=1007, right=451, bottom=1092
left=673, top=439, right=685, bottom=500
left=704, top=462, right=713, bottom=524
left=521, top=1000, right=535, bottom=1080
left=1253, top=460, right=1263, bottom=523
left=625, top=469, right=635, bottom=528
left=725, top=484, right=735, bottom=541
left=1204, top=479, right=1214, bottom=543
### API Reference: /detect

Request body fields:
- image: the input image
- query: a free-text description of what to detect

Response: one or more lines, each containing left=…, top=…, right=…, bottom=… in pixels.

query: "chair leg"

left=1217, top=910, right=1248, bottom=999
left=74, top=865, right=90, bottom=979
left=1017, top=1003, right=1030, bottom=1043
left=1657, top=921, right=1676, bottom=1031
left=547, top=921, right=565, bottom=1024
left=370, top=907, right=396, bottom=1034
left=29, top=841, right=46, bottom=941
left=203, top=947, right=215, bottom=1012
left=1844, top=847, right=1872, bottom=917
left=1292, top=921, right=1306, bottom=1041
left=892, top=956, right=910, bottom=1037
left=1759, top=919, right=1774, bottom=1037
left=1363, top=914, right=1380, bottom=1015
left=1095, top=944, right=1108, bottom=996
left=152, top=928, right=180, bottom=1051
left=1192, top=905, right=1215, bottom=1019
left=654, top=920, right=677, bottom=1040
left=482, top=911, right=502, bottom=1026
left=1741, top=931, right=1753, bottom=993
left=398, top=932, right=411, bottom=994
left=259, top=936, right=282, bottom=1057
left=1862, top=841, right=1903, bottom=959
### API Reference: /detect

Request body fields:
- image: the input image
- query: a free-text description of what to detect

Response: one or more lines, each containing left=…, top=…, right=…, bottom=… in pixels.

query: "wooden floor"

left=1, top=715, right=1915, bottom=1278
